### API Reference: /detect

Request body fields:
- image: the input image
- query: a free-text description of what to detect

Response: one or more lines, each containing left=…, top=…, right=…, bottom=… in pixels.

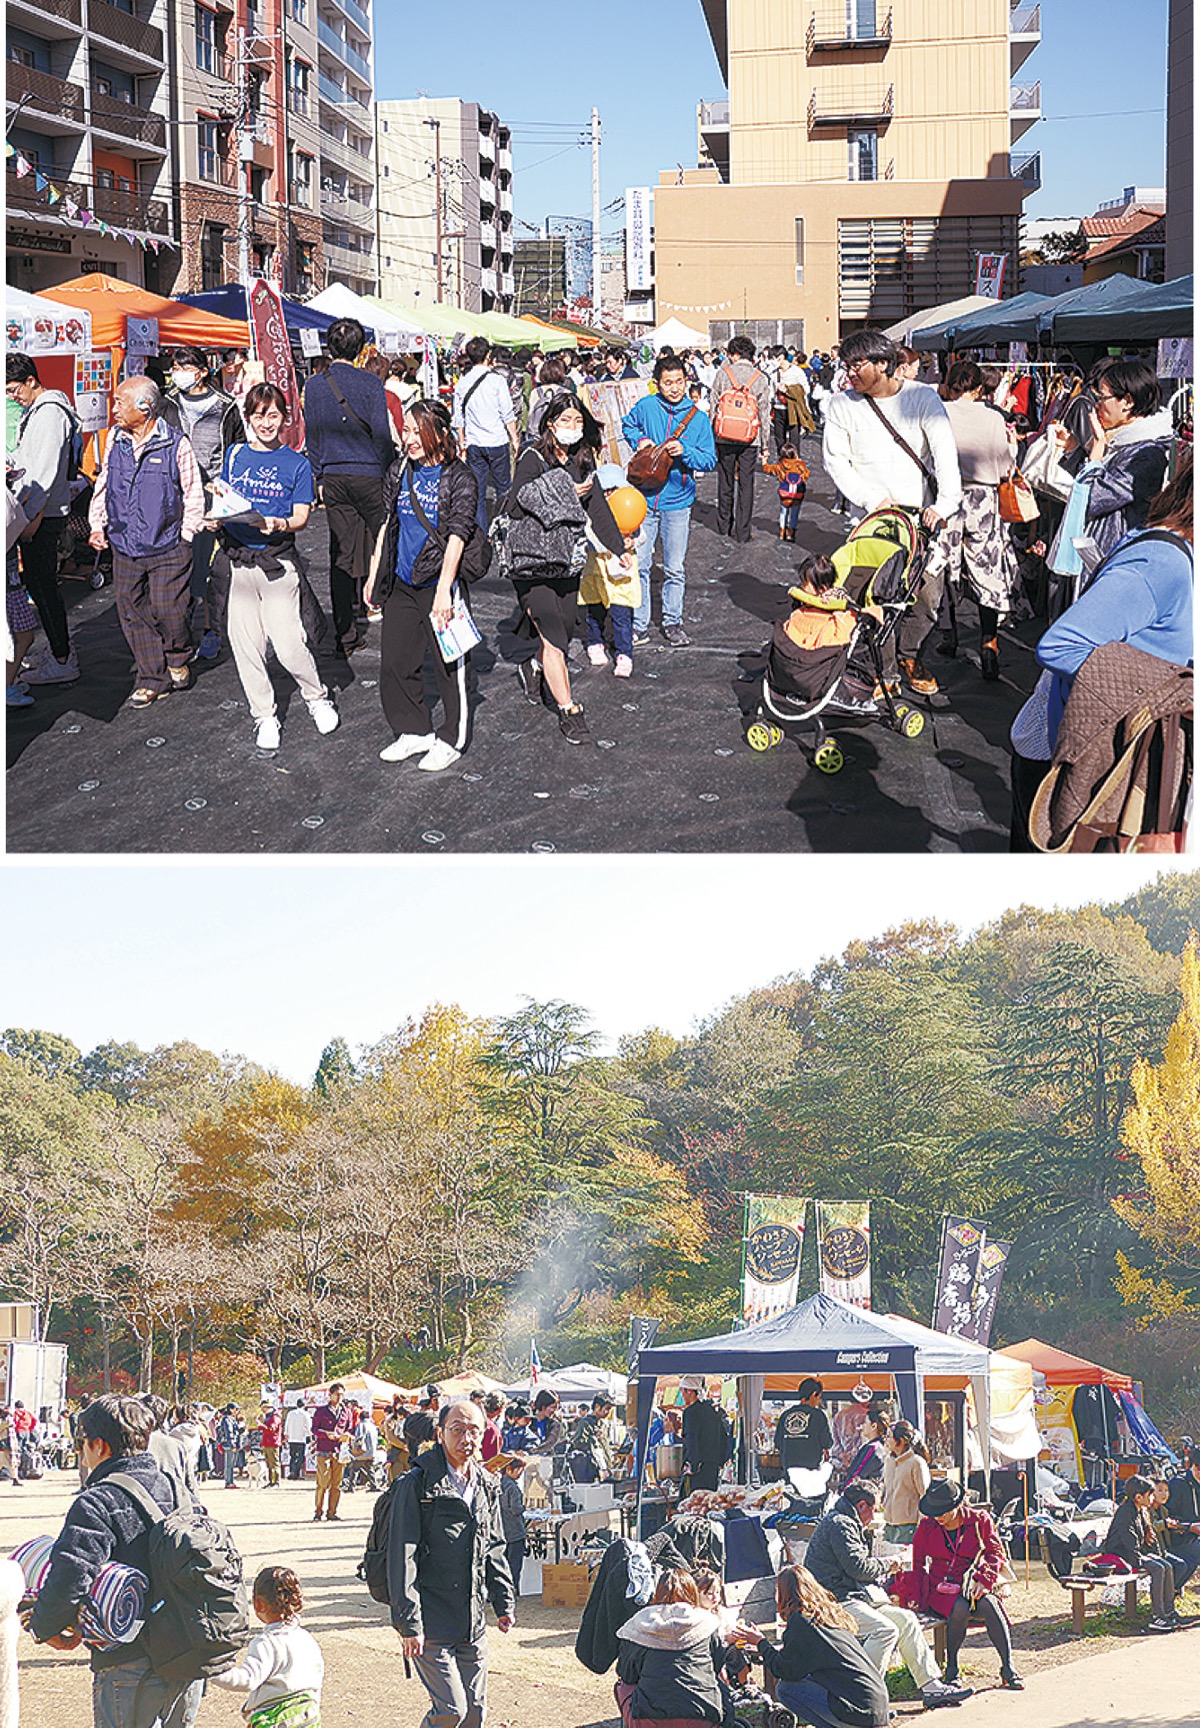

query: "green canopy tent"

left=1048, top=274, right=1193, bottom=343
left=362, top=296, right=578, bottom=353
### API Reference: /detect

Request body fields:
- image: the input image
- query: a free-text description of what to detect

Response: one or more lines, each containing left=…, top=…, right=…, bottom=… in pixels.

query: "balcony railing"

left=319, top=129, right=373, bottom=178
left=318, top=70, right=370, bottom=113
left=90, top=87, right=167, bottom=148
left=1010, top=82, right=1041, bottom=113
left=9, top=0, right=82, bottom=29
left=7, top=160, right=171, bottom=233
left=808, top=7, right=892, bottom=53
left=809, top=84, right=894, bottom=127
left=1010, top=5, right=1041, bottom=35
left=315, top=18, right=370, bottom=81
left=7, top=63, right=85, bottom=125
left=699, top=99, right=730, bottom=129
left=325, top=0, right=370, bottom=39
left=1010, top=149, right=1041, bottom=189
left=89, top=0, right=163, bottom=59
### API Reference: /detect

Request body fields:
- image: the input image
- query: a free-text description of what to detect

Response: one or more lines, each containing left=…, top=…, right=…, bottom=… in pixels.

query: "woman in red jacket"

left=908, top=1480, right=1022, bottom=1690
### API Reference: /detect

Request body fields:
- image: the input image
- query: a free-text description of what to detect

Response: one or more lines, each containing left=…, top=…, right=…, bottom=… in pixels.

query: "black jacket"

left=208, top=538, right=329, bottom=647
left=1103, top=1499, right=1160, bottom=1570
left=29, top=1449, right=179, bottom=1671
left=386, top=1443, right=515, bottom=1643
left=161, top=387, right=245, bottom=483
left=1166, top=1472, right=1200, bottom=1533
left=756, top=1614, right=890, bottom=1727
left=682, top=1397, right=727, bottom=1474
left=508, top=446, right=624, bottom=555
left=575, top=1538, right=652, bottom=1675
left=805, top=1496, right=890, bottom=1602
left=369, top=455, right=479, bottom=603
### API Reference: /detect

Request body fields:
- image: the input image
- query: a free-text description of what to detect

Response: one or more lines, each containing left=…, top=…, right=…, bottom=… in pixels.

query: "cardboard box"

left=541, top=1561, right=592, bottom=1608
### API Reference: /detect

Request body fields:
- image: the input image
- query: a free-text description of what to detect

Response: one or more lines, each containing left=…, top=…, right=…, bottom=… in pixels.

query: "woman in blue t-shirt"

left=213, top=383, right=338, bottom=752
left=365, top=399, right=479, bottom=772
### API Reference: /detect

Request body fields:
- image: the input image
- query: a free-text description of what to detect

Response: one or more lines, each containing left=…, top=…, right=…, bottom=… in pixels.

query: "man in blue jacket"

left=621, top=353, right=717, bottom=646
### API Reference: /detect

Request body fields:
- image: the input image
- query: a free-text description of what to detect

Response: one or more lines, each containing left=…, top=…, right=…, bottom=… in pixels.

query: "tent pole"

left=1022, top=1461, right=1030, bottom=1591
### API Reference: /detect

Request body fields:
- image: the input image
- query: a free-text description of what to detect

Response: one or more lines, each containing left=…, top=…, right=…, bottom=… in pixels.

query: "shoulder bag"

left=627, top=403, right=699, bottom=492
left=404, top=461, right=492, bottom=583
left=998, top=470, right=1040, bottom=523
left=325, top=368, right=375, bottom=438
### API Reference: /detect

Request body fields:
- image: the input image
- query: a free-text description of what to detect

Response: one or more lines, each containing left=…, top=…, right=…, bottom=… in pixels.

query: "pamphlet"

left=433, top=591, right=482, bottom=663
left=209, top=476, right=265, bottom=526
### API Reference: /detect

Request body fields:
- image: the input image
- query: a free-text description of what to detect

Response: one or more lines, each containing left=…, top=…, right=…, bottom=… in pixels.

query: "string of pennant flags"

left=660, top=298, right=735, bottom=314
left=6, top=141, right=179, bottom=253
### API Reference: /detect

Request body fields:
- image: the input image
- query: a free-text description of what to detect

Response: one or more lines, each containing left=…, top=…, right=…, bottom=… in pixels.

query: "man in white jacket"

left=6, top=351, right=81, bottom=686
left=822, top=329, right=961, bottom=695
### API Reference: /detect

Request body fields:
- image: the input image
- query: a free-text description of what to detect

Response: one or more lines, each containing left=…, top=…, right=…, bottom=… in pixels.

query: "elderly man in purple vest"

left=89, top=376, right=206, bottom=708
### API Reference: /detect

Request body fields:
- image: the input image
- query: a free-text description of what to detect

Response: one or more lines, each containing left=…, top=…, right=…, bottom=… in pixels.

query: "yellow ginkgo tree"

left=1112, top=937, right=1200, bottom=1320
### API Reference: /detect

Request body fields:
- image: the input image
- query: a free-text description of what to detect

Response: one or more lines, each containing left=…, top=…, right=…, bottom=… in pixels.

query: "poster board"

left=1158, top=336, right=1193, bottom=379
left=74, top=352, right=112, bottom=433
left=583, top=378, right=651, bottom=467
left=126, top=316, right=159, bottom=357
left=299, top=326, right=323, bottom=358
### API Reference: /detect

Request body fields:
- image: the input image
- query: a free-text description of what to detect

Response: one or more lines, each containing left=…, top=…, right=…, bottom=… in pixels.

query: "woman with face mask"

left=162, top=348, right=245, bottom=659
left=505, top=392, right=624, bottom=745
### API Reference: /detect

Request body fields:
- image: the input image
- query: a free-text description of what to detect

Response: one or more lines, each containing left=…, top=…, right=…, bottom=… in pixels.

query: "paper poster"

left=583, top=379, right=651, bottom=467
left=974, top=254, right=1008, bottom=299
left=299, top=326, right=323, bottom=358
left=8, top=309, right=90, bottom=353
left=741, top=1195, right=808, bottom=1325
left=126, top=316, right=159, bottom=356
left=74, top=352, right=112, bottom=433
left=1158, top=336, right=1193, bottom=379
left=816, top=1200, right=871, bottom=1309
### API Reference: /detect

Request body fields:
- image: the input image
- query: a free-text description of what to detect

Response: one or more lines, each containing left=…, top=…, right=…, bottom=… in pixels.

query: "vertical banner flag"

left=248, top=279, right=305, bottom=452
left=741, top=1195, right=809, bottom=1324
left=816, top=1201, right=872, bottom=1309
left=964, top=1238, right=1011, bottom=1347
left=931, top=1217, right=985, bottom=1336
left=974, top=253, right=1008, bottom=298
left=530, top=1338, right=541, bottom=1386
left=628, top=1315, right=661, bottom=1375
left=625, top=186, right=653, bottom=293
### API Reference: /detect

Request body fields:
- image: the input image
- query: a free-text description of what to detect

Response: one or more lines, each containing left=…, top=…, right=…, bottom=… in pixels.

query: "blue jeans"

left=776, top=1679, right=858, bottom=1728
left=92, top=1659, right=202, bottom=1728
left=1169, top=1532, right=1200, bottom=1588
left=466, top=442, right=512, bottom=530
left=634, top=506, right=691, bottom=635
left=222, top=1444, right=235, bottom=1487
left=585, top=603, right=633, bottom=657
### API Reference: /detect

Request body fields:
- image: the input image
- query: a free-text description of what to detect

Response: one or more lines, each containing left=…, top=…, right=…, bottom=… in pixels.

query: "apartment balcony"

left=239, top=113, right=274, bottom=169
left=1010, top=4, right=1041, bottom=74
left=808, top=6, right=892, bottom=54
left=322, top=188, right=373, bottom=230
left=7, top=63, right=86, bottom=133
left=89, top=0, right=163, bottom=64
left=480, top=218, right=497, bottom=250
left=8, top=0, right=82, bottom=40
left=7, top=160, right=171, bottom=233
left=319, top=129, right=373, bottom=179
left=478, top=129, right=495, bottom=162
left=323, top=233, right=375, bottom=281
left=90, top=88, right=167, bottom=151
left=809, top=84, right=894, bottom=127
left=318, top=70, right=371, bottom=121
left=1010, top=149, right=1041, bottom=192
left=325, top=0, right=370, bottom=38
left=316, top=18, right=371, bottom=83
left=497, top=184, right=512, bottom=213
left=698, top=97, right=730, bottom=181
left=480, top=265, right=498, bottom=296
left=1010, top=80, right=1041, bottom=138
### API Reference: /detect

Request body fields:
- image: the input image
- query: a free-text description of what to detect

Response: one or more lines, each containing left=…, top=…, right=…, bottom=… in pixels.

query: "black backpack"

left=358, top=1475, right=402, bottom=1603
left=107, top=1472, right=251, bottom=1686
left=720, top=1409, right=736, bottom=1465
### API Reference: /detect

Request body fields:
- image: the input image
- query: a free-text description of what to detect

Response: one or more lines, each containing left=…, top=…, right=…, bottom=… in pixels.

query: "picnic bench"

left=1058, top=1572, right=1150, bottom=1635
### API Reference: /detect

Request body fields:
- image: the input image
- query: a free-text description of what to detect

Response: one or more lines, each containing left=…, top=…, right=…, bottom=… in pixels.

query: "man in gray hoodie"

left=6, top=352, right=80, bottom=686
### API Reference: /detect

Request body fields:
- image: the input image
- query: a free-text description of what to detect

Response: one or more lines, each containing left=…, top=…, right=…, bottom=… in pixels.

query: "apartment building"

left=376, top=98, right=514, bottom=313
left=655, top=0, right=1044, bottom=345
left=6, top=0, right=175, bottom=291
left=314, top=0, right=375, bottom=295
left=513, top=235, right=566, bottom=318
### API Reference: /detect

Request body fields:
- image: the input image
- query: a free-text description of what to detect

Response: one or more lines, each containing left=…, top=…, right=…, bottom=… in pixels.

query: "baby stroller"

left=744, top=506, right=935, bottom=774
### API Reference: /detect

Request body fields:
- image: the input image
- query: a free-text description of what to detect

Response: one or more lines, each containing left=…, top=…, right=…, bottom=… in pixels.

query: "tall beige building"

left=376, top=98, right=513, bottom=314
left=655, top=0, right=1043, bottom=346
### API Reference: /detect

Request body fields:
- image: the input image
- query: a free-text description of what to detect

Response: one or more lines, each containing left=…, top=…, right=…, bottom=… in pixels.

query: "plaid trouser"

left=112, top=542, right=194, bottom=693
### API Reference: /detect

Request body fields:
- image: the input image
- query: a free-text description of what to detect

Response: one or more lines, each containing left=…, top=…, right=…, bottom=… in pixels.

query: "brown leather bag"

left=627, top=404, right=699, bottom=492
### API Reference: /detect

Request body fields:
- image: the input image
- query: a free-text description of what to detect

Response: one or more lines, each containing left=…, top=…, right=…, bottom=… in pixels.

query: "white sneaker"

left=255, top=716, right=281, bottom=751
left=379, top=732, right=435, bottom=762
left=309, top=697, right=340, bottom=735
left=418, top=739, right=462, bottom=773
left=587, top=642, right=608, bottom=666
left=613, top=654, right=633, bottom=678
left=23, top=647, right=79, bottom=686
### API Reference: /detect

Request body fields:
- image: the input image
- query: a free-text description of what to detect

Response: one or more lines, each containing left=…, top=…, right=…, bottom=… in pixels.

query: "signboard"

left=741, top=1195, right=809, bottom=1326
left=7, top=307, right=91, bottom=354
left=1158, top=336, right=1193, bottom=379
left=625, top=187, right=653, bottom=293
left=816, top=1200, right=872, bottom=1310
left=260, top=1381, right=283, bottom=1406
left=74, top=351, right=112, bottom=432
left=8, top=229, right=72, bottom=255
left=299, top=326, right=323, bottom=358
left=974, top=254, right=1008, bottom=299
left=248, top=279, right=304, bottom=451
left=583, top=378, right=651, bottom=467
left=126, top=316, right=159, bottom=356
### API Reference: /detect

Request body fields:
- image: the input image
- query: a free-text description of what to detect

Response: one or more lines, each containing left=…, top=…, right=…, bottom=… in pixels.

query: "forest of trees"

left=1, top=871, right=1197, bottom=1433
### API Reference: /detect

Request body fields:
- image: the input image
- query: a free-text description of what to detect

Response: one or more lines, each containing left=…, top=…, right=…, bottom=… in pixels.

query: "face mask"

left=556, top=426, right=583, bottom=446
left=172, top=371, right=198, bottom=390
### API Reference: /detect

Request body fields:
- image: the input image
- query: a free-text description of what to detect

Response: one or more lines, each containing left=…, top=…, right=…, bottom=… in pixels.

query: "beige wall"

left=1165, top=0, right=1192, bottom=278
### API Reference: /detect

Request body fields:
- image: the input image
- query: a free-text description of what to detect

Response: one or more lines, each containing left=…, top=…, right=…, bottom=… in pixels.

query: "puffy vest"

left=104, top=419, right=188, bottom=558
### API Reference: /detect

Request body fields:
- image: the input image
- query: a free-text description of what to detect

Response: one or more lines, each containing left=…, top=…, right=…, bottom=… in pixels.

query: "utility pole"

left=591, top=107, right=601, bottom=325
left=235, top=22, right=251, bottom=288
left=426, top=115, right=442, bottom=303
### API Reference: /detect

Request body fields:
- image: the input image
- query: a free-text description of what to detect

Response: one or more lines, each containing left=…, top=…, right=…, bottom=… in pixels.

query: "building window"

left=198, top=117, right=222, bottom=182
left=250, top=240, right=274, bottom=279
left=195, top=5, right=216, bottom=72
left=201, top=221, right=225, bottom=290
left=848, top=129, right=878, bottom=182
left=249, top=164, right=269, bottom=202
left=294, top=239, right=314, bottom=294
left=290, top=149, right=312, bottom=207
left=288, top=0, right=307, bottom=21
left=9, top=43, right=36, bottom=68
left=845, top=0, right=877, bottom=38
left=287, top=57, right=309, bottom=116
left=795, top=217, right=805, bottom=287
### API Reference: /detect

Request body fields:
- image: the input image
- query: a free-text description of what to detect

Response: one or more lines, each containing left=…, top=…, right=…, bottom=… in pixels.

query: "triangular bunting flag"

left=16, top=155, right=31, bottom=179
left=4, top=142, right=14, bottom=159
left=47, top=186, right=62, bottom=205
left=34, top=172, right=48, bottom=191
left=98, top=221, right=109, bottom=234
left=80, top=209, right=94, bottom=227
left=63, top=198, right=79, bottom=219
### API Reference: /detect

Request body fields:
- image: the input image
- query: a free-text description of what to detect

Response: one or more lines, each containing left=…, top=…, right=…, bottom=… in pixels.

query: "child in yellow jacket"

left=580, top=531, right=641, bottom=678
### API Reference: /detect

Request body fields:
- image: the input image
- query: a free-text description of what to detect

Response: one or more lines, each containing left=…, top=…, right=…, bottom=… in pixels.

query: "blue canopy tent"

left=633, top=1294, right=993, bottom=1535
left=174, top=284, right=355, bottom=339
left=910, top=292, right=1051, bottom=351
left=1049, top=274, right=1193, bottom=344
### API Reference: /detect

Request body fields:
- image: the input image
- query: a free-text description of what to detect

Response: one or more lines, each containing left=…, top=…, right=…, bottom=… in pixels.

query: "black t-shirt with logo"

left=774, top=1403, right=833, bottom=1471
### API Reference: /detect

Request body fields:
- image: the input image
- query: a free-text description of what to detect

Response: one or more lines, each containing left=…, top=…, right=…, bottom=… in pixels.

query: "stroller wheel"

left=814, top=742, right=843, bottom=775
left=746, top=721, right=777, bottom=752
left=768, top=724, right=784, bottom=745
left=901, top=708, right=925, bottom=739
left=90, top=568, right=108, bottom=590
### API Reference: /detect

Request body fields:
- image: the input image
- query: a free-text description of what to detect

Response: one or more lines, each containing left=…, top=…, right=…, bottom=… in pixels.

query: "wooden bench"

left=916, top=1613, right=948, bottom=1667
left=1059, top=1573, right=1150, bottom=1636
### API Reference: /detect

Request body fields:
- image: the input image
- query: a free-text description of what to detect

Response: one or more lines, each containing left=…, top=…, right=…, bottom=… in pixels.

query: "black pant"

left=1010, top=752, right=1050, bottom=851
left=715, top=441, right=757, bottom=542
left=20, top=516, right=69, bottom=660
left=505, top=1538, right=525, bottom=1591
left=684, top=1460, right=721, bottom=1493
left=323, top=472, right=386, bottom=646
left=945, top=1592, right=1013, bottom=1677
left=380, top=578, right=471, bottom=751
left=287, top=1442, right=306, bottom=1479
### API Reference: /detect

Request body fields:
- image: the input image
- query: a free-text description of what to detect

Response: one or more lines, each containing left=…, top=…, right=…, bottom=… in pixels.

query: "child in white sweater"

left=212, top=1566, right=324, bottom=1728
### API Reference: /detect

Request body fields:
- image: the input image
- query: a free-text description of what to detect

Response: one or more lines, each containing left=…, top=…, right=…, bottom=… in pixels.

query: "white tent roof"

left=6, top=285, right=93, bottom=353
left=882, top=296, right=999, bottom=344
left=650, top=315, right=709, bottom=352
left=503, top=1362, right=628, bottom=1402
left=307, top=281, right=426, bottom=340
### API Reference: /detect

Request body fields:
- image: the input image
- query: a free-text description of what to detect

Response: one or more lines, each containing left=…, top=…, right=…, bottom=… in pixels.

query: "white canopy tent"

left=306, top=281, right=427, bottom=342
left=649, top=316, right=709, bottom=352
left=882, top=296, right=999, bottom=345
left=503, top=1362, right=628, bottom=1403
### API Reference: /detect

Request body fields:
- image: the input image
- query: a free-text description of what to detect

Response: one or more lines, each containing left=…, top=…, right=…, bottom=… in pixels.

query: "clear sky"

left=373, top=0, right=1168, bottom=237
left=5, top=858, right=1186, bottom=1084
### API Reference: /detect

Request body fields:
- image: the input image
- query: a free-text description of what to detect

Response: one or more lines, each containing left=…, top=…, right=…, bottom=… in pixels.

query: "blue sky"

left=374, top=0, right=1168, bottom=235
left=3, top=859, right=1183, bottom=1084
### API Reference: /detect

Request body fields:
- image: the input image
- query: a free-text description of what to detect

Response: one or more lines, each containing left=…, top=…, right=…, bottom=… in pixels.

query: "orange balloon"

left=608, top=485, right=648, bottom=535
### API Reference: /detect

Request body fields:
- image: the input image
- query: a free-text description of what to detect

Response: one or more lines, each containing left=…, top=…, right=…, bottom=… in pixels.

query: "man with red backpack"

left=711, top=336, right=773, bottom=544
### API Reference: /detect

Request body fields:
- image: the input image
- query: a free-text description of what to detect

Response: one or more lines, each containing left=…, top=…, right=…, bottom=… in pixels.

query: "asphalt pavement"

left=5, top=444, right=1040, bottom=854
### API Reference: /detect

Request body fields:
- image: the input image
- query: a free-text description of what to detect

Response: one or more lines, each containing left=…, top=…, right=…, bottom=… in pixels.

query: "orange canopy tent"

left=999, top=1338, right=1133, bottom=1392
left=36, top=274, right=249, bottom=378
